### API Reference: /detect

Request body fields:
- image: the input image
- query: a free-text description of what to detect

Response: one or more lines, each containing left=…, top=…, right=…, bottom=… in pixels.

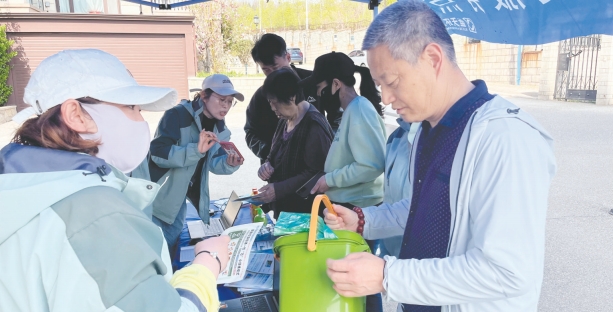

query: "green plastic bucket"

left=273, top=195, right=370, bottom=312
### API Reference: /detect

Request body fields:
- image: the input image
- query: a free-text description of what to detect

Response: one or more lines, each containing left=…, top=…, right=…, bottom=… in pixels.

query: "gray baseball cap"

left=201, top=74, right=244, bottom=102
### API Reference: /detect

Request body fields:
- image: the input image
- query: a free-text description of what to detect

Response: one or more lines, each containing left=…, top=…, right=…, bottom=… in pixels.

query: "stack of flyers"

left=217, top=222, right=262, bottom=284
left=246, top=253, right=275, bottom=274
left=224, top=253, right=275, bottom=293
left=251, top=240, right=274, bottom=253
left=225, top=272, right=273, bottom=292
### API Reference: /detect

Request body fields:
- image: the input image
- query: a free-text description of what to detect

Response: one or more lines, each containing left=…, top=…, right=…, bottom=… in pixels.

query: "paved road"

left=1, top=93, right=611, bottom=311
left=519, top=98, right=613, bottom=312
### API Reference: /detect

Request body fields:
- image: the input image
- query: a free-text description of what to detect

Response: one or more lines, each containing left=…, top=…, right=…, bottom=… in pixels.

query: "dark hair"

left=251, top=33, right=287, bottom=66
left=12, top=103, right=100, bottom=155
left=329, top=66, right=383, bottom=116
left=263, top=67, right=305, bottom=104
left=193, top=88, right=214, bottom=102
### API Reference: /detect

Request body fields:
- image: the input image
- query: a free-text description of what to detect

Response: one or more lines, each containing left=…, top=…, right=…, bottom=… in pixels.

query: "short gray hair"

left=362, top=0, right=456, bottom=64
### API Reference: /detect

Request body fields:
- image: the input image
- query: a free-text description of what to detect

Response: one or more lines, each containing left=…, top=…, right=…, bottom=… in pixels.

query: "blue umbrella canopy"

left=122, top=0, right=210, bottom=9
left=354, top=0, right=613, bottom=45
left=425, top=0, right=613, bottom=44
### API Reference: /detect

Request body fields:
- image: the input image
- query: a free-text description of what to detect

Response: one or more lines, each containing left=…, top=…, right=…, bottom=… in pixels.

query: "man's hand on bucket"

left=326, top=253, right=385, bottom=297
left=324, top=205, right=358, bottom=232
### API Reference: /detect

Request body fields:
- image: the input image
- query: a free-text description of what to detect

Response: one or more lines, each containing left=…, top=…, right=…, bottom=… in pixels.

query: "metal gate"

left=554, top=35, right=601, bottom=102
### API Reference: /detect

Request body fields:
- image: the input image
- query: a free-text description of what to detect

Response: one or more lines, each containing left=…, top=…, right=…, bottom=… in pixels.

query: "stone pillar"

left=596, top=35, right=613, bottom=106
left=538, top=42, right=559, bottom=101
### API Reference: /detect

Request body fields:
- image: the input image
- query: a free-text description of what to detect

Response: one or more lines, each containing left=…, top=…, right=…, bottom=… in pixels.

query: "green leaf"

left=0, top=24, right=17, bottom=107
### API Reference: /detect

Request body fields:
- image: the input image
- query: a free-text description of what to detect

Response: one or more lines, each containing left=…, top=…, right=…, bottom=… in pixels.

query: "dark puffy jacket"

left=244, top=66, right=342, bottom=162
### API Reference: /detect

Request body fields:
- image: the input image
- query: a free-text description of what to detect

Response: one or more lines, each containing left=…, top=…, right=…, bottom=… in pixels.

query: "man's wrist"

left=379, top=257, right=387, bottom=294
left=352, top=207, right=365, bottom=235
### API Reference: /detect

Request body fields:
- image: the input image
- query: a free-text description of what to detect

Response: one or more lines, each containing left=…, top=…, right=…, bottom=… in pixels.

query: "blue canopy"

left=122, top=0, right=210, bottom=9
left=423, top=0, right=613, bottom=45
left=353, top=0, right=613, bottom=45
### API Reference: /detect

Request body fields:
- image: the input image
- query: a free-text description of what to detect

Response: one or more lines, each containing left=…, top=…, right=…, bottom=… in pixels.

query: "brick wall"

left=451, top=35, right=542, bottom=87
left=596, top=36, right=613, bottom=105
left=538, top=42, right=559, bottom=100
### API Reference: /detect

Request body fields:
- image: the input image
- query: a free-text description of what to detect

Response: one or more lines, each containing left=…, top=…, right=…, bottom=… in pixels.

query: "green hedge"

left=0, top=25, right=17, bottom=107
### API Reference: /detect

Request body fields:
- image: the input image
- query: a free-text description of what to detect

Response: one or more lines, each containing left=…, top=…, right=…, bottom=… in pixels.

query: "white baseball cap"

left=14, top=49, right=178, bottom=123
left=201, top=74, right=244, bottom=102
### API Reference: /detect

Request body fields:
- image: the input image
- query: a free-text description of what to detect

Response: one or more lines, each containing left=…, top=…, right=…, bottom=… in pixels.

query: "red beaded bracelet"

left=352, top=207, right=365, bottom=235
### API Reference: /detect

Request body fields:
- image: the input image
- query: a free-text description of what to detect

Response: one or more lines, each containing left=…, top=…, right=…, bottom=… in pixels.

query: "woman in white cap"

left=0, top=49, right=229, bottom=312
left=148, top=74, right=245, bottom=255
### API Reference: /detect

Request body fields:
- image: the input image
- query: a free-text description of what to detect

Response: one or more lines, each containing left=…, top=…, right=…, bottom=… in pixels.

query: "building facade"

left=275, top=28, right=613, bottom=105
left=1, top=0, right=196, bottom=110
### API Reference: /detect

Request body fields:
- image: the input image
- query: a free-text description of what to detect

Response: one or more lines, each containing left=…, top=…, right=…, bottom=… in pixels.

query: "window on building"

left=56, top=0, right=120, bottom=14
left=30, top=0, right=44, bottom=10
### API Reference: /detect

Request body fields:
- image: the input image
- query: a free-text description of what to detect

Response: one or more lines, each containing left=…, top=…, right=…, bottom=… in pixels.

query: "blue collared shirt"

left=398, top=80, right=494, bottom=312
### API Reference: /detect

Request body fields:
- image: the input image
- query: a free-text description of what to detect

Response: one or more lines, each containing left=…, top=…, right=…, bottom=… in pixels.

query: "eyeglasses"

left=211, top=93, right=237, bottom=108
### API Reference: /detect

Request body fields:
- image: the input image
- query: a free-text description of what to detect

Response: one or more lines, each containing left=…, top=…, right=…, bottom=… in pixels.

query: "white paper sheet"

left=217, top=222, right=263, bottom=284
left=246, top=253, right=275, bottom=275
left=225, top=272, right=273, bottom=290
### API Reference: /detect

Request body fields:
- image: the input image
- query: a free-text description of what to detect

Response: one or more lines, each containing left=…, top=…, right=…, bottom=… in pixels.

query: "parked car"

left=287, top=48, right=304, bottom=65
left=348, top=50, right=367, bottom=67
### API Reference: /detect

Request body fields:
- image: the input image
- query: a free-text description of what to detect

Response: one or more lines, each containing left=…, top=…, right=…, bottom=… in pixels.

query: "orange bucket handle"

left=307, top=194, right=336, bottom=252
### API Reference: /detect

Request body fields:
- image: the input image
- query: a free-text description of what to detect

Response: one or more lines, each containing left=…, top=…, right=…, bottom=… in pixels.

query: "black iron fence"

left=554, top=35, right=601, bottom=102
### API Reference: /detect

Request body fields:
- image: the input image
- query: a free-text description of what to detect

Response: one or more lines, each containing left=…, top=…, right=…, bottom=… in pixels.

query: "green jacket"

left=0, top=143, right=219, bottom=312
left=149, top=99, right=240, bottom=224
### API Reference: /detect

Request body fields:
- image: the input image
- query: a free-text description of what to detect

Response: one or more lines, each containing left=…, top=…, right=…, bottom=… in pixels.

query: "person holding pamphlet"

left=148, top=74, right=245, bottom=254
left=0, top=49, right=229, bottom=312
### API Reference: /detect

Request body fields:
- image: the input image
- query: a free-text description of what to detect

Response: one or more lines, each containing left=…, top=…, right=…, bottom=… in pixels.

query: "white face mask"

left=80, top=103, right=150, bottom=173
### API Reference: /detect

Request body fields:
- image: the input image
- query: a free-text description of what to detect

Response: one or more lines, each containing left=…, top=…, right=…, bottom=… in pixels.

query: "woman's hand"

left=198, top=131, right=218, bottom=154
left=311, top=175, right=330, bottom=194
left=193, top=235, right=231, bottom=278
left=324, top=205, right=359, bottom=232
left=256, top=183, right=276, bottom=203
left=226, top=153, right=244, bottom=167
left=257, top=162, right=275, bottom=181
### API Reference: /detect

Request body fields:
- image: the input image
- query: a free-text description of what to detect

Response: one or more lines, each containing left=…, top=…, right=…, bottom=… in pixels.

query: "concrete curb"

left=0, top=106, right=16, bottom=125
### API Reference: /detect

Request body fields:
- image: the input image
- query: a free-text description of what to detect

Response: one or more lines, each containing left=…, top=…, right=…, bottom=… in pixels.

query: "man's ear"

left=421, top=43, right=444, bottom=75
left=285, top=52, right=291, bottom=63
left=60, top=100, right=98, bottom=134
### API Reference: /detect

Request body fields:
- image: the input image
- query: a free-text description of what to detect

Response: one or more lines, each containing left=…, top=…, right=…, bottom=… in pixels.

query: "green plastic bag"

left=273, top=212, right=338, bottom=240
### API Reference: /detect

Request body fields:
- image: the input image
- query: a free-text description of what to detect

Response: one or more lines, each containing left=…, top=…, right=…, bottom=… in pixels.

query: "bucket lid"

left=273, top=230, right=366, bottom=254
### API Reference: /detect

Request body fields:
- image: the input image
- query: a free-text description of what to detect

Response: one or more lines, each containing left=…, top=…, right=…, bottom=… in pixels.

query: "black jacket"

left=244, top=66, right=342, bottom=162
left=267, top=105, right=334, bottom=218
